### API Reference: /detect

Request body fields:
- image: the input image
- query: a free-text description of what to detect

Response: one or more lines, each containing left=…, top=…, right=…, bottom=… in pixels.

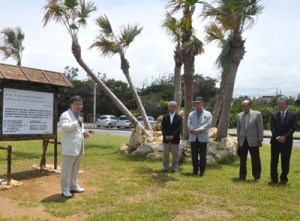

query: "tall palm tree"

left=89, top=15, right=152, bottom=130
left=0, top=26, right=25, bottom=66
left=162, top=12, right=183, bottom=112
left=43, top=0, right=151, bottom=137
left=202, top=0, right=263, bottom=140
left=166, top=0, right=204, bottom=139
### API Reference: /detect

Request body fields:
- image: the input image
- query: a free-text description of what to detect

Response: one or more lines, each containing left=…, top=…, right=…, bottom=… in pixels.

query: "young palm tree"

left=202, top=0, right=263, bottom=140
left=166, top=0, right=204, bottom=139
left=89, top=15, right=152, bottom=130
left=0, top=26, right=25, bottom=66
left=43, top=0, right=151, bottom=136
left=162, top=12, right=183, bottom=112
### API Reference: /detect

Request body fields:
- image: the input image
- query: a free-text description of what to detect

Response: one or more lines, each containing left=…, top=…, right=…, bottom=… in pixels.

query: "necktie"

left=281, top=112, right=285, bottom=125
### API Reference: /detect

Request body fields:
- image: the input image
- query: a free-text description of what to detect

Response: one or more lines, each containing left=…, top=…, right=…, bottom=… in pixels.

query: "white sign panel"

left=2, top=88, right=54, bottom=135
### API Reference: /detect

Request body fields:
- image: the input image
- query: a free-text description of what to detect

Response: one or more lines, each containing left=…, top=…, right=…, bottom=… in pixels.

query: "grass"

left=1, top=133, right=300, bottom=220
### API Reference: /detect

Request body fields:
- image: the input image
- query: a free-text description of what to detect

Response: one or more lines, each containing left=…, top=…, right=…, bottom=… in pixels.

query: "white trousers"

left=61, top=151, right=82, bottom=192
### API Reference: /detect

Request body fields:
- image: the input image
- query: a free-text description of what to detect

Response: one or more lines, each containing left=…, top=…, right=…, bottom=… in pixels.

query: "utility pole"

left=93, top=83, right=97, bottom=127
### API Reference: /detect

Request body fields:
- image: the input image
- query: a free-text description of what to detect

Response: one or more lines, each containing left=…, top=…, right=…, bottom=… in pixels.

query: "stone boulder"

left=128, top=124, right=144, bottom=151
left=147, top=152, right=163, bottom=161
left=131, top=145, right=153, bottom=157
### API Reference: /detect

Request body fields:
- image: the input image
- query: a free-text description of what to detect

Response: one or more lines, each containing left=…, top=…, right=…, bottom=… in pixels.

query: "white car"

left=137, top=116, right=156, bottom=129
left=96, top=115, right=118, bottom=128
left=117, top=115, right=132, bottom=128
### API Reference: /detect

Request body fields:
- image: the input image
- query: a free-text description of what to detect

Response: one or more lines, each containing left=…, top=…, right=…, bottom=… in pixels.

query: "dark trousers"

left=191, top=138, right=207, bottom=174
left=270, top=142, right=292, bottom=182
left=239, top=138, right=261, bottom=180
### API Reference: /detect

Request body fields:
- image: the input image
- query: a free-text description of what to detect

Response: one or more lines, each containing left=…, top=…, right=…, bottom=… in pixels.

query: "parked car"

left=137, top=116, right=156, bottom=129
left=96, top=115, right=118, bottom=128
left=117, top=115, right=132, bottom=128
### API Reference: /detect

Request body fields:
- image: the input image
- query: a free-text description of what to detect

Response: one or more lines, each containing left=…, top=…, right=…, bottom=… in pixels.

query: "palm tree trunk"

left=216, top=34, right=245, bottom=140
left=216, top=64, right=239, bottom=140
left=71, top=41, right=151, bottom=137
left=182, top=59, right=194, bottom=139
left=211, top=70, right=227, bottom=127
left=173, top=47, right=182, bottom=113
left=120, top=56, right=152, bottom=131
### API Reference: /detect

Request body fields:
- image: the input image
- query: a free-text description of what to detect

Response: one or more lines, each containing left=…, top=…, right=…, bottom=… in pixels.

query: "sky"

left=0, top=0, right=299, bottom=98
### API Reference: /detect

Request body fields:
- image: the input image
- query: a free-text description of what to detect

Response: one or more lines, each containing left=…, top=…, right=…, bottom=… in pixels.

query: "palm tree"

left=0, top=26, right=25, bottom=66
left=162, top=12, right=183, bottom=112
left=89, top=15, right=152, bottom=130
left=166, top=0, right=204, bottom=139
left=204, top=24, right=230, bottom=127
left=202, top=0, right=263, bottom=140
left=43, top=0, right=151, bottom=137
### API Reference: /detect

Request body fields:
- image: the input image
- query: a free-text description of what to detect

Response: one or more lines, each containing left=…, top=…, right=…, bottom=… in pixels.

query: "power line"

left=236, top=76, right=300, bottom=81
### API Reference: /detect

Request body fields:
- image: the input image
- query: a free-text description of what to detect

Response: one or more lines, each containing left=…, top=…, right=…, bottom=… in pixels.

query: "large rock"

left=206, top=135, right=238, bottom=164
left=128, top=124, right=144, bottom=151
left=120, top=145, right=130, bottom=154
left=131, top=145, right=153, bottom=157
left=147, top=152, right=163, bottom=161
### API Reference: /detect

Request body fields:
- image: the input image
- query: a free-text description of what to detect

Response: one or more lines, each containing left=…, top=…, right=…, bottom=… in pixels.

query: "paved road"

left=85, top=127, right=300, bottom=148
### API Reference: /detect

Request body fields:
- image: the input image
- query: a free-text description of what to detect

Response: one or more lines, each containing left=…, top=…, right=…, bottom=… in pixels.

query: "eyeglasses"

left=72, top=102, right=83, bottom=107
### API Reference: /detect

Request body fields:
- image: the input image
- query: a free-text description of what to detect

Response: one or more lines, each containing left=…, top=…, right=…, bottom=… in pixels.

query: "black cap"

left=193, top=96, right=204, bottom=103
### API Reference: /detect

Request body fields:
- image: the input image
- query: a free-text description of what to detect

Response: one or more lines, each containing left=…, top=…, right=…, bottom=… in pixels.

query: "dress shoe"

left=70, top=186, right=85, bottom=193
left=172, top=169, right=178, bottom=173
left=268, top=181, right=277, bottom=185
left=200, top=173, right=205, bottom=177
left=61, top=190, right=72, bottom=198
left=280, top=180, right=288, bottom=186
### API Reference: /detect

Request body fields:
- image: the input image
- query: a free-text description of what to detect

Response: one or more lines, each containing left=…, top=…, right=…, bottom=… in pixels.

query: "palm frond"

left=205, top=24, right=225, bottom=43
left=216, top=35, right=232, bottom=70
left=95, top=15, right=113, bottom=36
left=89, top=37, right=120, bottom=57
left=64, top=0, right=78, bottom=9
left=43, top=0, right=66, bottom=27
left=184, top=34, right=204, bottom=56
left=77, top=0, right=97, bottom=27
left=119, top=24, right=142, bottom=48
left=162, top=12, right=181, bottom=43
left=0, top=46, right=13, bottom=59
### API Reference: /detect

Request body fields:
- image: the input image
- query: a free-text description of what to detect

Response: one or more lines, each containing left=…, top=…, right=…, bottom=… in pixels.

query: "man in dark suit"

left=161, top=101, right=183, bottom=172
left=269, top=96, right=297, bottom=185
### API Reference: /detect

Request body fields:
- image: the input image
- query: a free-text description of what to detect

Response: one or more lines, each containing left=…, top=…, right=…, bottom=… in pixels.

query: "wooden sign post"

left=0, top=63, right=73, bottom=179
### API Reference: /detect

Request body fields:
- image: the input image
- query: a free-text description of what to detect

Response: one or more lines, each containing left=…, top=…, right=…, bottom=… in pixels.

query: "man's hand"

left=277, top=136, right=286, bottom=144
left=78, top=117, right=83, bottom=125
left=258, top=141, right=263, bottom=147
left=166, top=135, right=174, bottom=141
left=191, top=129, right=202, bottom=135
left=83, top=131, right=90, bottom=139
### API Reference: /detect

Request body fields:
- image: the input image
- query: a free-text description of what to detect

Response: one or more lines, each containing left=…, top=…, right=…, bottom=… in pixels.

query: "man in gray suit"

left=237, top=100, right=264, bottom=181
left=188, top=96, right=212, bottom=176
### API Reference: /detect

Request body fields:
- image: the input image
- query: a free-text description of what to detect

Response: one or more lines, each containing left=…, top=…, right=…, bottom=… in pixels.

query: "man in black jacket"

left=269, top=96, right=297, bottom=185
left=161, top=101, right=183, bottom=172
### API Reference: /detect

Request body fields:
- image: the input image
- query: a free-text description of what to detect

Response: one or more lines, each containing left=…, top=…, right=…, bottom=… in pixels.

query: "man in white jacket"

left=188, top=96, right=212, bottom=176
left=60, top=96, right=90, bottom=198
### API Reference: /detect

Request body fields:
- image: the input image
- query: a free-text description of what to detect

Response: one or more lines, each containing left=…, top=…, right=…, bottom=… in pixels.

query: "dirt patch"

left=0, top=170, right=89, bottom=220
left=173, top=205, right=233, bottom=220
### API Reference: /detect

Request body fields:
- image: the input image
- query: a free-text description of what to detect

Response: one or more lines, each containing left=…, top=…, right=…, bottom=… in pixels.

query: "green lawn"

left=1, top=134, right=300, bottom=221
